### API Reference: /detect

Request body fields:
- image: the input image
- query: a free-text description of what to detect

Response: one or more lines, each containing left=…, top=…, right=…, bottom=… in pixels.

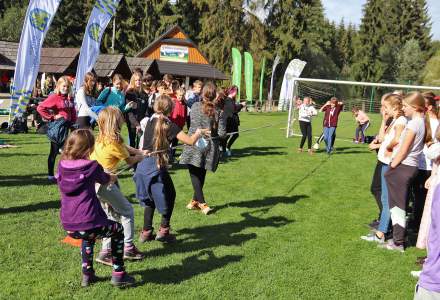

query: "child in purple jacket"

left=57, top=129, right=135, bottom=287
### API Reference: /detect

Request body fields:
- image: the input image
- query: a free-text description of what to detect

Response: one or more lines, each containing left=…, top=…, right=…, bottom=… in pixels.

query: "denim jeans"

left=323, top=127, right=336, bottom=153
left=378, top=164, right=390, bottom=233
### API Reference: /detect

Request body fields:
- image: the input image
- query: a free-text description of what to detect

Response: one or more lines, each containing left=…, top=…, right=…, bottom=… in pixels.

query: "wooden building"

left=94, top=54, right=132, bottom=82
left=135, top=25, right=227, bottom=85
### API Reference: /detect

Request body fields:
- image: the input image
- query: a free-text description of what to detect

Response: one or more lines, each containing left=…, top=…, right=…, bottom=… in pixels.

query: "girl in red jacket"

left=320, top=97, right=344, bottom=154
left=37, top=76, right=77, bottom=182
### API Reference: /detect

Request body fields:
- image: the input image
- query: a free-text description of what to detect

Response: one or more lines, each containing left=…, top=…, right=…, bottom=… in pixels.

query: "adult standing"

left=180, top=82, right=226, bottom=214
left=75, top=72, right=98, bottom=129
left=37, top=76, right=77, bottom=182
left=320, top=97, right=344, bottom=154
left=298, top=97, right=317, bottom=154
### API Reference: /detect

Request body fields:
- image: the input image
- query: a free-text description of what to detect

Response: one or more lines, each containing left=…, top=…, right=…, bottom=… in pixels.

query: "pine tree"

left=266, top=0, right=337, bottom=78
left=45, top=2, right=87, bottom=47
left=197, top=0, right=246, bottom=73
left=109, top=0, right=147, bottom=55
left=352, top=0, right=388, bottom=82
left=173, top=0, right=203, bottom=42
left=396, top=39, right=425, bottom=84
left=0, top=5, right=26, bottom=42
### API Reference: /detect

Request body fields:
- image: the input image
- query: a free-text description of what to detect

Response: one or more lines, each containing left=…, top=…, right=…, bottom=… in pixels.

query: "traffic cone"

left=61, top=235, right=82, bottom=247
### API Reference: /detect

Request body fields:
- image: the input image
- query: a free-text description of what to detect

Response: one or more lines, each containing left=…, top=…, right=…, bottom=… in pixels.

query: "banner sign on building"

left=160, top=45, right=189, bottom=63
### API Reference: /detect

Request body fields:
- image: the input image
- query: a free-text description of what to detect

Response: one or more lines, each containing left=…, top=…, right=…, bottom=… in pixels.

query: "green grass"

left=0, top=112, right=424, bottom=299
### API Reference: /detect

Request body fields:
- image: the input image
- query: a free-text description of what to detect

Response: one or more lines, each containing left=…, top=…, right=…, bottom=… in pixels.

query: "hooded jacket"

left=57, top=159, right=110, bottom=231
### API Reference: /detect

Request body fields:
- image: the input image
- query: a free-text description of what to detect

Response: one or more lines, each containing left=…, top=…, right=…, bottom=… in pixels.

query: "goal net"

left=285, top=78, right=440, bottom=138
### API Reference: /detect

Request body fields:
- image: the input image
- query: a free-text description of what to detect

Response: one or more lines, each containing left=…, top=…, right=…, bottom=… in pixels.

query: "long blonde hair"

left=54, top=76, right=72, bottom=96
left=96, top=106, right=124, bottom=145
left=153, top=95, right=174, bottom=168
left=127, top=71, right=143, bottom=93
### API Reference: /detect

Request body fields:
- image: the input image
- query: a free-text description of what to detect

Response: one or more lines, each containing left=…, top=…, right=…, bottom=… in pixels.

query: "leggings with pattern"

left=68, top=221, right=125, bottom=274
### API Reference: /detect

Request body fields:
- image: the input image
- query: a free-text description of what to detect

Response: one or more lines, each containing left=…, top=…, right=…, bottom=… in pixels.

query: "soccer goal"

left=285, top=78, right=440, bottom=138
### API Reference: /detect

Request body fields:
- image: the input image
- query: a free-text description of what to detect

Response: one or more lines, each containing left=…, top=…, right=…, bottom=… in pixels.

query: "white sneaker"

left=313, top=143, right=319, bottom=150
left=411, top=271, right=422, bottom=278
left=360, top=233, right=385, bottom=244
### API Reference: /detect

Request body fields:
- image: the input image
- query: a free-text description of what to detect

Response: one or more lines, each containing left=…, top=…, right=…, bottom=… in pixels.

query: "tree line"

left=0, top=0, right=439, bottom=98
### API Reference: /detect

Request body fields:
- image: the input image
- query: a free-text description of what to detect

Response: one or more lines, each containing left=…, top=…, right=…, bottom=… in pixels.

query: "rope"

left=113, top=120, right=286, bottom=176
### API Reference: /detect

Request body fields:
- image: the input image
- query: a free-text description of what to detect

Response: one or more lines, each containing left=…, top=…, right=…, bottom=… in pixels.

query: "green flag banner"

left=244, top=52, right=253, bottom=103
left=231, top=47, right=242, bottom=100
left=259, top=56, right=266, bottom=106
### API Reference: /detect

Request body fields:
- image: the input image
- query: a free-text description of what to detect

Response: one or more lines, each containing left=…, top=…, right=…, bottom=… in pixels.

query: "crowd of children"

left=356, top=91, right=440, bottom=298
left=34, top=71, right=246, bottom=287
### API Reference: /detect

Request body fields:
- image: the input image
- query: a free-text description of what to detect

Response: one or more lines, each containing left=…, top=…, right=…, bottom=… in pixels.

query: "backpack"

left=9, top=113, right=28, bottom=134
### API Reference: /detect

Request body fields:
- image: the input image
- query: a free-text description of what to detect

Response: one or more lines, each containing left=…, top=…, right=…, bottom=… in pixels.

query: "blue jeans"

left=323, top=127, right=336, bottom=153
left=378, top=164, right=390, bottom=233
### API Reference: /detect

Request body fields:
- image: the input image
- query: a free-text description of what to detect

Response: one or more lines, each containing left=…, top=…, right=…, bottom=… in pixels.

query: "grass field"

left=0, top=111, right=424, bottom=299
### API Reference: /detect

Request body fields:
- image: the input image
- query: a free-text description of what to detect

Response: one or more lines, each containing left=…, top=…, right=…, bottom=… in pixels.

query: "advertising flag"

left=75, top=0, right=121, bottom=92
left=9, top=0, right=62, bottom=122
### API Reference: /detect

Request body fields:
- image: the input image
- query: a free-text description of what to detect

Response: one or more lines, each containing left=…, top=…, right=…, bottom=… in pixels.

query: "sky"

left=322, top=0, right=440, bottom=40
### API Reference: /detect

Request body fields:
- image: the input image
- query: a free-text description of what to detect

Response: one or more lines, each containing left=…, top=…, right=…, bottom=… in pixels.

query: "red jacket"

left=170, top=98, right=187, bottom=128
left=322, top=104, right=343, bottom=128
left=37, top=93, right=77, bottom=123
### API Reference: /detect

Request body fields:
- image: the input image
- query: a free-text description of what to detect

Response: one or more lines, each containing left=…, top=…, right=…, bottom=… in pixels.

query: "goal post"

left=286, top=78, right=440, bottom=138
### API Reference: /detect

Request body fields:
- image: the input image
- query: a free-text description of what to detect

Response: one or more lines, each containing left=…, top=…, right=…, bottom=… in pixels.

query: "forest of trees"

left=0, top=0, right=439, bottom=97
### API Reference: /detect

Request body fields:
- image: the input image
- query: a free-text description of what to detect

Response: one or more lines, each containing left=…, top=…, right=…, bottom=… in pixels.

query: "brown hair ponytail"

left=153, top=95, right=174, bottom=168
left=201, top=82, right=217, bottom=118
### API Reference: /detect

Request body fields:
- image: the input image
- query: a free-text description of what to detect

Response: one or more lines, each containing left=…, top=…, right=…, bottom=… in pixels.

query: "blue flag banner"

left=9, top=0, right=62, bottom=122
left=75, top=0, right=120, bottom=92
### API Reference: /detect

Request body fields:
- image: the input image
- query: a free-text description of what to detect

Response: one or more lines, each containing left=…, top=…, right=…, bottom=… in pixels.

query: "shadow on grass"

left=286, top=157, right=330, bottom=195
left=0, top=199, right=59, bottom=215
left=0, top=152, right=46, bottom=158
left=214, top=194, right=308, bottom=212
left=221, top=146, right=285, bottom=161
left=0, top=174, right=54, bottom=187
left=132, top=250, right=243, bottom=285
left=144, top=212, right=293, bottom=259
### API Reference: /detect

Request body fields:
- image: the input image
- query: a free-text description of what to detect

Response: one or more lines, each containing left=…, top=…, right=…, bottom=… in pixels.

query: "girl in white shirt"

left=75, top=72, right=98, bottom=129
left=297, top=97, right=317, bottom=154
left=362, top=94, right=406, bottom=243
left=381, top=92, right=427, bottom=252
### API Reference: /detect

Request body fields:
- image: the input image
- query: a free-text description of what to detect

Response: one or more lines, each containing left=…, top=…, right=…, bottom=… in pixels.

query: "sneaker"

left=378, top=240, right=404, bottom=253
left=198, top=203, right=212, bottom=215
left=139, top=229, right=155, bottom=243
left=360, top=232, right=385, bottom=244
left=411, top=270, right=422, bottom=278
left=81, top=272, right=99, bottom=287
left=313, top=143, right=319, bottom=150
left=155, top=226, right=176, bottom=243
left=124, top=244, right=145, bottom=260
left=186, top=200, right=200, bottom=210
left=111, top=271, right=136, bottom=287
left=95, top=250, right=112, bottom=266
left=47, top=175, right=57, bottom=183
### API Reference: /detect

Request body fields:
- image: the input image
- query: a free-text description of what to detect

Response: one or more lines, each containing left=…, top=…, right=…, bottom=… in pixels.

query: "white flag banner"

left=75, top=0, right=120, bottom=92
left=269, top=55, right=280, bottom=102
left=278, top=59, right=306, bottom=111
left=9, top=0, right=62, bottom=122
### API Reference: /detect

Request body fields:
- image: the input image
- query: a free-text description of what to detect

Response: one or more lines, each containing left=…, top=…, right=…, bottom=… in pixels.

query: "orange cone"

left=61, top=235, right=82, bottom=247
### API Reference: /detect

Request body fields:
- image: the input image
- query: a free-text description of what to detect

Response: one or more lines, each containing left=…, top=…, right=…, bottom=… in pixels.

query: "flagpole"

left=111, top=16, right=115, bottom=54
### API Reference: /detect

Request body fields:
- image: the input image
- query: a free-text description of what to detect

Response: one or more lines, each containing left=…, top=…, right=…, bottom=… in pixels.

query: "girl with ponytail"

left=180, top=82, right=227, bottom=214
left=381, top=92, right=427, bottom=252
left=411, top=93, right=439, bottom=234
left=134, top=95, right=209, bottom=243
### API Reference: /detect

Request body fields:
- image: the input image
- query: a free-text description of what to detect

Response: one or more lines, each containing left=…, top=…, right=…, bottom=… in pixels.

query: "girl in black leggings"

left=297, top=97, right=317, bottom=154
